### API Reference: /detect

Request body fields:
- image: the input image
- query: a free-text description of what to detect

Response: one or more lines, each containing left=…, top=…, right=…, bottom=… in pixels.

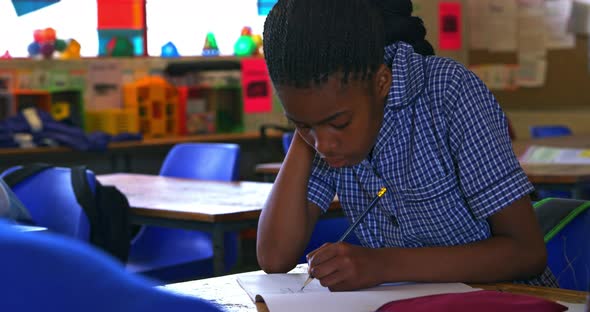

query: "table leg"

left=212, top=225, right=225, bottom=276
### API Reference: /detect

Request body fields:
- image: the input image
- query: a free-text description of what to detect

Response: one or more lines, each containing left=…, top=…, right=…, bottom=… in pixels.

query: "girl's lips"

left=324, top=158, right=347, bottom=168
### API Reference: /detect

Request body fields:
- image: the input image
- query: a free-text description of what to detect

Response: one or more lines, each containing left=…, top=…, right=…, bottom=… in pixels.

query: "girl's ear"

left=374, top=64, right=392, bottom=100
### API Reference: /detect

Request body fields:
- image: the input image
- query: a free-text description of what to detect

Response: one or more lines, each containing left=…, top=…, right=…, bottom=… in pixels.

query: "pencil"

left=300, top=187, right=387, bottom=291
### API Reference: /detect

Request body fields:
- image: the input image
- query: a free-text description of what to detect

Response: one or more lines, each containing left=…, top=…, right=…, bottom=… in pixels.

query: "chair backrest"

left=159, top=143, right=240, bottom=181
left=534, top=198, right=590, bottom=291
left=0, top=166, right=96, bottom=240
left=0, top=223, right=221, bottom=312
left=282, top=132, right=294, bottom=153
left=530, top=125, right=572, bottom=139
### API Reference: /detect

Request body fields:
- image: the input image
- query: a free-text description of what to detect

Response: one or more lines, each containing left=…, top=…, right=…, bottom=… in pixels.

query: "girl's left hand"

left=306, top=242, right=384, bottom=291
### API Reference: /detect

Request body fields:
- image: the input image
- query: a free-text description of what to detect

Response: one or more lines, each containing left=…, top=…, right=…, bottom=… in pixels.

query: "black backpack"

left=2, top=163, right=131, bottom=262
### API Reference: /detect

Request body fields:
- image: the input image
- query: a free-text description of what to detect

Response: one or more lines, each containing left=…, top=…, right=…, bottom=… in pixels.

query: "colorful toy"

left=106, top=36, right=134, bottom=57
left=28, top=28, right=80, bottom=59
left=234, top=27, right=263, bottom=57
left=161, top=42, right=180, bottom=58
left=123, top=76, right=179, bottom=138
left=60, top=39, right=81, bottom=59
left=1, top=51, right=11, bottom=59
left=202, top=32, right=220, bottom=57
left=234, top=27, right=256, bottom=56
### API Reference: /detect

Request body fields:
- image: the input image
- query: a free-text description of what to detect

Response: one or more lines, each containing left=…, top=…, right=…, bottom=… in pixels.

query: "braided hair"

left=263, top=0, right=434, bottom=89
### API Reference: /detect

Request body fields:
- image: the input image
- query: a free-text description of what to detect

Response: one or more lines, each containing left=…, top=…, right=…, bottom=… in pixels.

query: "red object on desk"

left=376, top=290, right=567, bottom=312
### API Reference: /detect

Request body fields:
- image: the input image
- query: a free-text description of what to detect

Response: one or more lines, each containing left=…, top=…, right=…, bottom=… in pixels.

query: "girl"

left=257, top=0, right=557, bottom=291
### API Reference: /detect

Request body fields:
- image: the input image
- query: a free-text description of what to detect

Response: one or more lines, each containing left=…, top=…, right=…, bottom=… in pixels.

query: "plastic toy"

left=0, top=51, right=11, bottom=59
left=161, top=42, right=180, bottom=58
left=106, top=36, right=134, bottom=57
left=233, top=27, right=263, bottom=57
left=28, top=28, right=79, bottom=59
left=60, top=39, right=81, bottom=60
left=202, top=32, right=220, bottom=57
left=234, top=27, right=256, bottom=56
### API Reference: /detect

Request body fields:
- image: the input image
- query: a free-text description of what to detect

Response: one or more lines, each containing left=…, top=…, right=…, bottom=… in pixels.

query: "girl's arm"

left=257, top=132, right=323, bottom=273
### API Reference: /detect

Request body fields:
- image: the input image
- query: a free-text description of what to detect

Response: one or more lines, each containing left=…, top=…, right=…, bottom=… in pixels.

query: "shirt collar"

left=369, top=42, right=427, bottom=160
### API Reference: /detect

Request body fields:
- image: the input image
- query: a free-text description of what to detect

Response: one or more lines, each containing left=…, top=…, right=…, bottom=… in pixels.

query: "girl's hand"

left=307, top=242, right=387, bottom=291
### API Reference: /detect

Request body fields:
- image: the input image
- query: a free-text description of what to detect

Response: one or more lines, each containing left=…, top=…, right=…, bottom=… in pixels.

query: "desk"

left=256, top=137, right=590, bottom=197
left=98, top=173, right=271, bottom=276
left=97, top=173, right=341, bottom=276
left=162, top=264, right=589, bottom=312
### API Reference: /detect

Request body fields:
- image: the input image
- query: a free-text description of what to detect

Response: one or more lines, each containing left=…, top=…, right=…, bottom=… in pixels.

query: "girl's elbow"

left=526, top=243, right=548, bottom=277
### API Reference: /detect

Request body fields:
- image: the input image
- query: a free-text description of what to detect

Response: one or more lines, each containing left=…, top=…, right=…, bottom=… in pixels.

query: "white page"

left=520, top=145, right=590, bottom=164
left=488, top=0, right=519, bottom=52
left=467, top=0, right=490, bottom=50
left=237, top=273, right=476, bottom=312
left=558, top=301, right=587, bottom=311
left=545, top=0, right=576, bottom=49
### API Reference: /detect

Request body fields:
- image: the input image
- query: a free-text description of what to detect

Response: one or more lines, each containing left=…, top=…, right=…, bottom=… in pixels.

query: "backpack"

left=2, top=163, right=131, bottom=262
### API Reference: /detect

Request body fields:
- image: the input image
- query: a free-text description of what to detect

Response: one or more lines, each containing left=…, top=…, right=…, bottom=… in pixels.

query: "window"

left=0, top=0, right=98, bottom=57
left=146, top=0, right=266, bottom=56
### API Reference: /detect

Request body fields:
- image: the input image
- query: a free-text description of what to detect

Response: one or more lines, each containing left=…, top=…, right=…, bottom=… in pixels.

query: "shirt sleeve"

left=446, top=68, right=534, bottom=220
left=307, top=153, right=337, bottom=213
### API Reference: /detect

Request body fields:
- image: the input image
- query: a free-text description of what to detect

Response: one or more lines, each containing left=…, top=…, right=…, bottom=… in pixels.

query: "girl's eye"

left=331, top=121, right=350, bottom=129
left=296, top=124, right=311, bottom=133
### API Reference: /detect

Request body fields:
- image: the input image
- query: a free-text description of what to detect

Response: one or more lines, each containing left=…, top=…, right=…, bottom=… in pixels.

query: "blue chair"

left=0, top=222, right=221, bottom=312
left=534, top=198, right=590, bottom=291
left=282, top=132, right=294, bottom=154
left=127, top=143, right=240, bottom=282
left=299, top=217, right=362, bottom=264
left=0, top=166, right=96, bottom=241
left=530, top=125, right=572, bottom=139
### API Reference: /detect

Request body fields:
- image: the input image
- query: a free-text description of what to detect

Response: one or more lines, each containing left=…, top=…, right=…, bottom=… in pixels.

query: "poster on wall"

left=241, top=58, right=272, bottom=114
left=439, top=2, right=463, bottom=50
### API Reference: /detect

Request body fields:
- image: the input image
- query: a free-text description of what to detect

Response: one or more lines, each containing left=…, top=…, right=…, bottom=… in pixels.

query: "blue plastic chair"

left=0, top=166, right=96, bottom=241
left=282, top=132, right=294, bottom=154
left=299, top=217, right=362, bottom=264
left=534, top=198, right=590, bottom=291
left=127, top=143, right=240, bottom=282
left=0, top=221, right=221, bottom=312
left=530, top=125, right=572, bottom=139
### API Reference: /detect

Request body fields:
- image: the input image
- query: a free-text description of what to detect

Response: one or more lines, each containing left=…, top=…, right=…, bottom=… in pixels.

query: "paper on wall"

left=518, top=0, right=547, bottom=59
left=545, top=0, right=576, bottom=49
left=466, top=0, right=490, bottom=50
left=488, top=0, right=519, bottom=52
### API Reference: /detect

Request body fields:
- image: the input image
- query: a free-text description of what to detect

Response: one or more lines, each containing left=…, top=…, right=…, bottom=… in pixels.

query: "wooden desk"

left=97, top=173, right=272, bottom=276
left=257, top=137, right=590, bottom=197
left=97, top=173, right=341, bottom=276
left=163, top=264, right=589, bottom=312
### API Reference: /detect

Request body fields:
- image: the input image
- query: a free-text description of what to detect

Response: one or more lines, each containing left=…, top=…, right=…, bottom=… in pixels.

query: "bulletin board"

left=470, top=36, right=590, bottom=111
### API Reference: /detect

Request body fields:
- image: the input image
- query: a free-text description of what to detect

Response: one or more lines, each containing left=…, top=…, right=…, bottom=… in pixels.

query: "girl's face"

left=278, top=65, right=392, bottom=168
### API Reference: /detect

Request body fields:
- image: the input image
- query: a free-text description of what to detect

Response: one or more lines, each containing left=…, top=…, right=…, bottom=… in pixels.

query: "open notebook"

left=236, top=273, right=478, bottom=312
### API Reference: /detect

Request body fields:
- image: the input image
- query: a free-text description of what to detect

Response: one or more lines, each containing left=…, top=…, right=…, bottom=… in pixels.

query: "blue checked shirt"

left=307, top=42, right=557, bottom=287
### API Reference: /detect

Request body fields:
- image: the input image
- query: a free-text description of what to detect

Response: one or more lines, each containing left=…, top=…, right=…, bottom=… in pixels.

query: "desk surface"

left=257, top=137, right=590, bottom=184
left=163, top=265, right=589, bottom=312
left=0, top=131, right=280, bottom=156
left=97, top=173, right=274, bottom=223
